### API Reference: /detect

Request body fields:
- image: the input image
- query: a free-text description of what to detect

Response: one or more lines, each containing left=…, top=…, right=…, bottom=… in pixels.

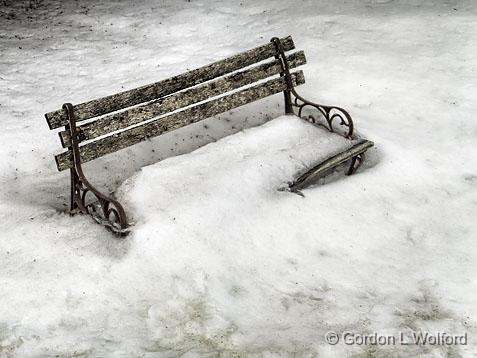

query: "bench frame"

left=63, top=102, right=128, bottom=233
left=49, top=36, right=372, bottom=235
left=270, top=37, right=373, bottom=192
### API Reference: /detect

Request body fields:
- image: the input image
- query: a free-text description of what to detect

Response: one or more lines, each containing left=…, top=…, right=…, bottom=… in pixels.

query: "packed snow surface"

left=1, top=0, right=477, bottom=357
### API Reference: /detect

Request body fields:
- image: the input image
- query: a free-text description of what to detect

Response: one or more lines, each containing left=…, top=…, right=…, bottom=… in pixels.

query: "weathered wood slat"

left=55, top=71, right=305, bottom=171
left=59, top=51, right=307, bottom=148
left=46, top=36, right=296, bottom=129
left=289, top=140, right=374, bottom=191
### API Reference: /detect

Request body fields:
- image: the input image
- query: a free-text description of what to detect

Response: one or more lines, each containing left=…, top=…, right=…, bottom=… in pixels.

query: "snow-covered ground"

left=1, top=0, right=476, bottom=356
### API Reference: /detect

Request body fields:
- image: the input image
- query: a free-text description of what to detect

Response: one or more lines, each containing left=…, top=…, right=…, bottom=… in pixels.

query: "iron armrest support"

left=63, top=103, right=128, bottom=235
left=270, top=37, right=368, bottom=184
left=270, top=36, right=355, bottom=139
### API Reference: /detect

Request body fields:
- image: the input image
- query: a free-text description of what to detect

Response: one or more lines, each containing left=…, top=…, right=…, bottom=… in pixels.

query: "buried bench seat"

left=45, top=35, right=373, bottom=235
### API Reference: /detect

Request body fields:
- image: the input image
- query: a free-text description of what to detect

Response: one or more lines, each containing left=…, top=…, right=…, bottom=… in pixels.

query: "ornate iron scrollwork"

left=63, top=103, right=128, bottom=235
left=294, top=98, right=354, bottom=139
left=270, top=37, right=355, bottom=139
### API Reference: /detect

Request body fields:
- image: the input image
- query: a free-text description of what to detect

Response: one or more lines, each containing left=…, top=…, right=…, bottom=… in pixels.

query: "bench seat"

left=117, top=115, right=372, bottom=222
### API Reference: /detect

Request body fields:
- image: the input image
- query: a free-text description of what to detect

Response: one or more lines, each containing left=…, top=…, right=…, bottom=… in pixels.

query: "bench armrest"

left=290, top=89, right=355, bottom=139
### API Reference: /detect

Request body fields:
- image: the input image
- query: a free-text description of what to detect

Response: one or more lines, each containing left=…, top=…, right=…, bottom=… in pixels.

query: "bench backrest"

left=46, top=36, right=306, bottom=171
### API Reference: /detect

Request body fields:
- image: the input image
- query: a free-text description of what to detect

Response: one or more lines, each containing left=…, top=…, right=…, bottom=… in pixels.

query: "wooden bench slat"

left=55, top=71, right=305, bottom=171
left=46, top=36, right=295, bottom=130
left=59, top=51, right=307, bottom=148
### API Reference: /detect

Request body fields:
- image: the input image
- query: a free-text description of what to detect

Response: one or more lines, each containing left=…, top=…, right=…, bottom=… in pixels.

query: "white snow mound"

left=114, top=115, right=366, bottom=353
left=118, top=114, right=359, bottom=225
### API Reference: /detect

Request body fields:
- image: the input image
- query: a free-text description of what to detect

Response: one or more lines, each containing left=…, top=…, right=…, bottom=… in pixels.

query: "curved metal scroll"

left=270, top=37, right=354, bottom=139
left=63, top=103, right=128, bottom=235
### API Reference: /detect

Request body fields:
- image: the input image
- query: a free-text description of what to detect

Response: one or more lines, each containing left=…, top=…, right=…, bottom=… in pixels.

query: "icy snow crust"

left=1, top=0, right=477, bottom=357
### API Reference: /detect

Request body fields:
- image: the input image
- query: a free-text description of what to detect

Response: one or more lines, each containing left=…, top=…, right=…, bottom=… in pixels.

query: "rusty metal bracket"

left=270, top=37, right=355, bottom=139
left=63, top=103, right=128, bottom=235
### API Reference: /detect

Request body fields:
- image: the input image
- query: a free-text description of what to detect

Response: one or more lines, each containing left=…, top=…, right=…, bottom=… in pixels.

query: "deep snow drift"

left=1, top=0, right=477, bottom=357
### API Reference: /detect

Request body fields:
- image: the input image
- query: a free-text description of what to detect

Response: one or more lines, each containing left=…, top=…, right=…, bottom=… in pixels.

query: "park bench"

left=45, top=35, right=373, bottom=235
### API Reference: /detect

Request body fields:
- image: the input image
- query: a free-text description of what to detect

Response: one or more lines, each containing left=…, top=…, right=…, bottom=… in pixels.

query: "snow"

left=1, top=0, right=477, bottom=357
